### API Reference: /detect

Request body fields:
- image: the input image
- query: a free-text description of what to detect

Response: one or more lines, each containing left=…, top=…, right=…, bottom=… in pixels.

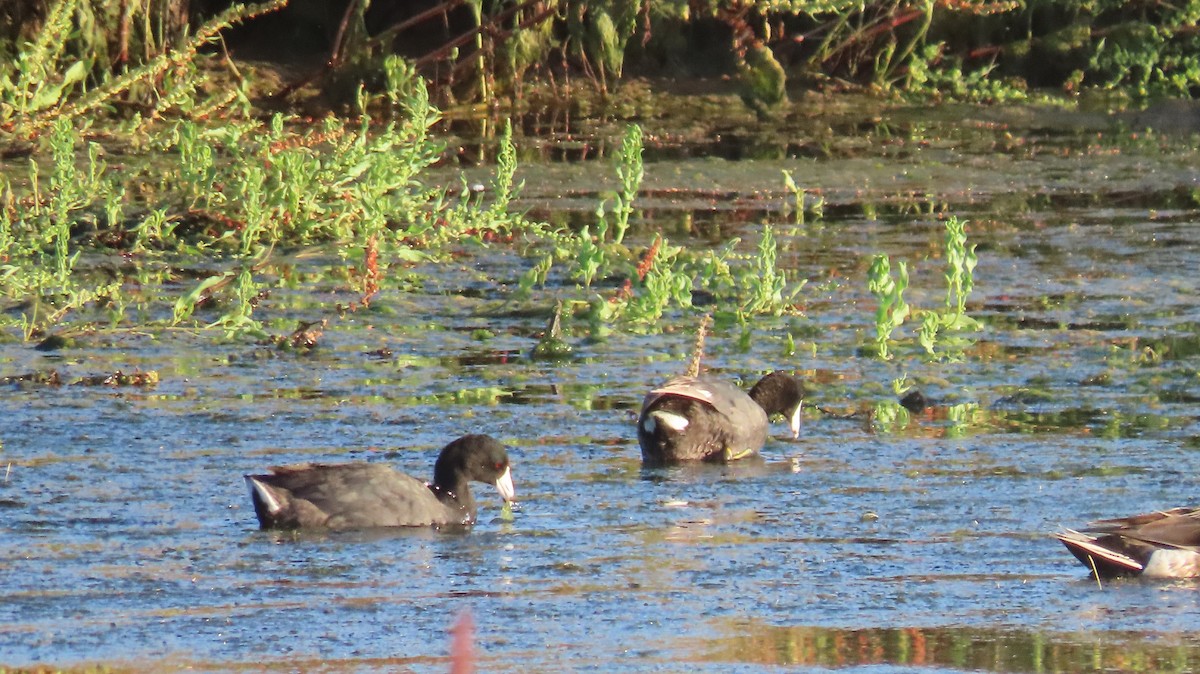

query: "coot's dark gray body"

left=1055, top=507, right=1200, bottom=579
left=637, top=371, right=804, bottom=466
left=246, top=434, right=515, bottom=529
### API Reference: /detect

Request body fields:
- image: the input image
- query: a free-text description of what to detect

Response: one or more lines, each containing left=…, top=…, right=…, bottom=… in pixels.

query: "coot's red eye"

left=494, top=462, right=505, bottom=470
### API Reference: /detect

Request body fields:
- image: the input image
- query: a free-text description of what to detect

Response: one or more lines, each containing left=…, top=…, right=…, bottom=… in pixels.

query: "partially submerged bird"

left=637, top=371, right=804, bottom=466
left=1054, top=506, right=1200, bottom=579
left=245, top=434, right=515, bottom=529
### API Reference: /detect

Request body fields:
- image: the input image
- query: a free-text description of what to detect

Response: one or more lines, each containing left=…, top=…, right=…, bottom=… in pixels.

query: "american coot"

left=245, top=434, right=515, bottom=529
left=1054, top=506, right=1200, bottom=579
left=637, top=371, right=804, bottom=466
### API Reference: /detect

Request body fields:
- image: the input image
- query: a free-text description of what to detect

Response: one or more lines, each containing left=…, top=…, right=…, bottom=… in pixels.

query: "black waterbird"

left=245, top=434, right=515, bottom=529
left=637, top=371, right=804, bottom=466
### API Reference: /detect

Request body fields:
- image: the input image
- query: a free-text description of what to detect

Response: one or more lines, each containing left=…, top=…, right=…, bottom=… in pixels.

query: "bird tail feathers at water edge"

left=1053, top=528, right=1144, bottom=572
left=245, top=475, right=294, bottom=521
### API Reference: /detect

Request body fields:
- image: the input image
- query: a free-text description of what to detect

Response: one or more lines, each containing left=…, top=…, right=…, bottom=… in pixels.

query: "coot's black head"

left=434, top=434, right=516, bottom=502
left=748, top=371, right=805, bottom=438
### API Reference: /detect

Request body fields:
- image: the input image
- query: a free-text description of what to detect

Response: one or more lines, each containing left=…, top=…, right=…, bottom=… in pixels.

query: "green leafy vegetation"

left=867, top=254, right=910, bottom=360
left=611, top=124, right=643, bottom=246
left=511, top=121, right=806, bottom=338
left=0, top=0, right=286, bottom=135
left=917, top=217, right=981, bottom=359
left=0, top=28, right=807, bottom=348
left=860, top=215, right=986, bottom=434
left=2, top=66, right=486, bottom=341
left=867, top=216, right=980, bottom=362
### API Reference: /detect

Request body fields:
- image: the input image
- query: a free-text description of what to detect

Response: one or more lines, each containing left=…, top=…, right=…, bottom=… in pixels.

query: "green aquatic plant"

left=781, top=170, right=825, bottom=225
left=9, top=118, right=104, bottom=280
left=741, top=223, right=805, bottom=316
left=21, top=279, right=125, bottom=342
left=170, top=76, right=446, bottom=251
left=489, top=118, right=522, bottom=219
left=540, top=123, right=663, bottom=322
left=131, top=207, right=175, bottom=252
left=866, top=215, right=980, bottom=360
left=4, top=92, right=795, bottom=347
left=567, top=0, right=640, bottom=92
left=612, top=123, right=644, bottom=245
left=2, top=65, right=534, bottom=342
left=1086, top=14, right=1200, bottom=98
left=944, top=402, right=980, bottom=439
left=179, top=263, right=267, bottom=339
left=0, top=177, right=14, bottom=260
left=44, top=120, right=82, bottom=279
left=905, top=44, right=1028, bottom=103
left=517, top=254, right=554, bottom=299
left=557, top=123, right=642, bottom=294
left=872, top=399, right=911, bottom=433
left=942, top=216, right=978, bottom=327
left=783, top=170, right=805, bottom=224
left=868, top=254, right=910, bottom=360
left=695, top=238, right=735, bottom=290
left=739, top=43, right=789, bottom=118
left=619, top=235, right=694, bottom=327
left=497, top=6, right=554, bottom=95
left=919, top=216, right=980, bottom=358
left=174, top=120, right=219, bottom=210
left=102, top=183, right=127, bottom=238
left=573, top=218, right=607, bottom=289
left=917, top=310, right=941, bottom=356
left=458, top=115, right=543, bottom=240
left=566, top=215, right=809, bottom=336
left=0, top=118, right=126, bottom=339
left=809, top=193, right=825, bottom=223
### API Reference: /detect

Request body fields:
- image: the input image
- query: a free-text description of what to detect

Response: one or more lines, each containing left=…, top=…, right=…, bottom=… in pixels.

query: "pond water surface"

left=3, top=97, right=1200, bottom=672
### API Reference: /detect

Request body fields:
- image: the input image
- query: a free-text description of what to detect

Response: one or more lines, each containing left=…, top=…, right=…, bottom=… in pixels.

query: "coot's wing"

left=249, top=463, right=460, bottom=528
left=650, top=375, right=766, bottom=415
